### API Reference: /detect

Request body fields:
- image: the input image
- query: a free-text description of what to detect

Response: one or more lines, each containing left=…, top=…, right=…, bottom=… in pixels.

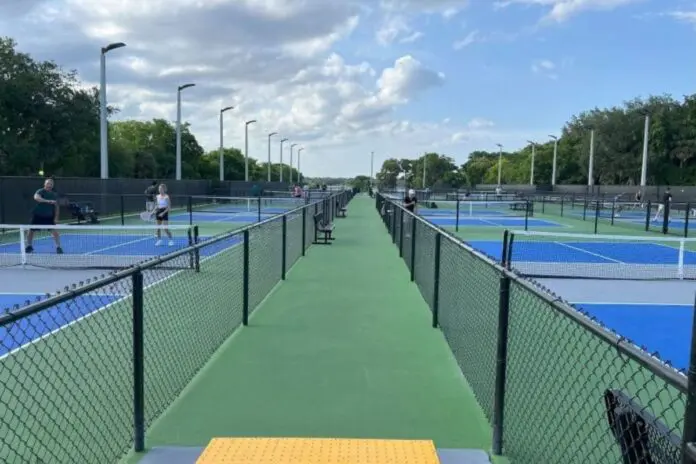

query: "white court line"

left=553, top=242, right=625, bottom=264
left=571, top=301, right=692, bottom=307
left=0, top=237, right=242, bottom=361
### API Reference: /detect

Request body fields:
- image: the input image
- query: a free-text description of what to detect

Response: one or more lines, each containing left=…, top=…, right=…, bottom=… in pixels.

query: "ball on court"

left=38, top=170, right=44, bottom=176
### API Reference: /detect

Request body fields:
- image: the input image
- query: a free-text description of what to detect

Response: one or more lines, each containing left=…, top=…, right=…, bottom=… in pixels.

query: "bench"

left=313, top=213, right=335, bottom=244
left=336, top=201, right=347, bottom=218
left=69, top=202, right=100, bottom=224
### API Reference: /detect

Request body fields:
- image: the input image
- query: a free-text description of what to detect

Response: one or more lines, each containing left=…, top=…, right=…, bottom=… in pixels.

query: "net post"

left=301, top=207, right=307, bottom=256
left=257, top=197, right=261, bottom=223
left=524, top=200, right=529, bottom=231
left=242, top=229, right=250, bottom=326
left=432, top=232, right=441, bottom=328
left=188, top=196, right=193, bottom=226
left=686, top=203, right=691, bottom=238
left=492, top=272, right=511, bottom=456
left=663, top=202, right=670, bottom=235
left=132, top=270, right=145, bottom=453
left=681, top=293, right=696, bottom=462
left=560, top=195, right=564, bottom=216
left=455, top=198, right=460, bottom=232
left=281, top=215, right=287, bottom=280
left=410, top=214, right=417, bottom=282
left=645, top=200, right=651, bottom=232
left=505, top=233, right=515, bottom=270
left=19, top=226, right=27, bottom=266
left=582, top=197, right=588, bottom=221
left=594, top=199, right=600, bottom=234
left=120, top=196, right=125, bottom=226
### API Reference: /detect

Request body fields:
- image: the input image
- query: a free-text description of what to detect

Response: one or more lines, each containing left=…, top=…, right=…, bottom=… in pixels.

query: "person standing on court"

left=25, top=177, right=63, bottom=254
left=144, top=180, right=158, bottom=212
left=154, top=183, right=174, bottom=246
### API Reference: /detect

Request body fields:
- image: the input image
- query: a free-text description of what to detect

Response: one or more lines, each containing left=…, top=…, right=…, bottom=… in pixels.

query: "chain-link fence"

left=0, top=190, right=352, bottom=463
left=375, top=193, right=696, bottom=464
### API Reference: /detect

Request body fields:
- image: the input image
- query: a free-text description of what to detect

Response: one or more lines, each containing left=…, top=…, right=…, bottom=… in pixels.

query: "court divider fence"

left=376, top=192, right=696, bottom=464
left=0, top=190, right=351, bottom=464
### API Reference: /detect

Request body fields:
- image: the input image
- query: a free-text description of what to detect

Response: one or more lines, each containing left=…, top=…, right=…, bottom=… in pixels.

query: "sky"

left=1, top=0, right=695, bottom=178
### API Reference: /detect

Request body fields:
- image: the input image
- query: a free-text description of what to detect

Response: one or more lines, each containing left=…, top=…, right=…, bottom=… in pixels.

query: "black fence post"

left=257, top=197, right=262, bottom=223
left=188, top=196, right=193, bottom=226
left=524, top=200, right=530, bottom=231
left=610, top=199, right=616, bottom=226
left=410, top=215, right=417, bottom=281
left=242, top=229, right=250, bottom=326
left=681, top=293, right=696, bottom=461
left=686, top=203, right=691, bottom=238
left=301, top=207, right=307, bottom=256
left=120, top=195, right=125, bottom=225
left=281, top=215, right=287, bottom=280
left=663, top=204, right=671, bottom=235
left=132, top=270, right=145, bottom=452
left=455, top=199, right=460, bottom=232
left=492, top=273, right=512, bottom=456
left=645, top=200, right=651, bottom=232
left=594, top=199, right=600, bottom=234
left=399, top=209, right=405, bottom=258
left=432, top=233, right=441, bottom=328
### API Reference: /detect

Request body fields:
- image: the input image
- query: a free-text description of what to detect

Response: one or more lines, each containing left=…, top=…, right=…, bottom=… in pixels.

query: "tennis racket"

left=140, top=210, right=155, bottom=221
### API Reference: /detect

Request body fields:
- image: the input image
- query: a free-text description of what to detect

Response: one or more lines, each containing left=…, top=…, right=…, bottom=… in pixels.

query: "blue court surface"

left=0, top=233, right=196, bottom=257
left=427, top=217, right=560, bottom=227
left=170, top=212, right=277, bottom=223
left=0, top=234, right=243, bottom=357
left=0, top=292, right=123, bottom=357
left=575, top=302, right=692, bottom=371
left=466, top=240, right=696, bottom=264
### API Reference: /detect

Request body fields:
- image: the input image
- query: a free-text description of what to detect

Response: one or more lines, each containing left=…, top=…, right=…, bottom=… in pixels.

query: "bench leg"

left=313, top=229, right=332, bottom=245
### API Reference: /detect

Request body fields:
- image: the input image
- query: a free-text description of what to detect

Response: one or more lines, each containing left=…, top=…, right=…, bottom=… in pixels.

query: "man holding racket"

left=26, top=177, right=63, bottom=254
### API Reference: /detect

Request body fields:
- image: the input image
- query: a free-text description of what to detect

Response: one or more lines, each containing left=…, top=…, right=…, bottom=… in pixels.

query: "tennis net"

left=419, top=199, right=533, bottom=218
left=0, top=223, right=197, bottom=270
left=189, top=196, right=307, bottom=215
left=505, top=230, right=696, bottom=280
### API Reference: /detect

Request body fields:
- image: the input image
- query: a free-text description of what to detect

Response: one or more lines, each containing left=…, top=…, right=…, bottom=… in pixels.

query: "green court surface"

left=127, top=197, right=493, bottom=462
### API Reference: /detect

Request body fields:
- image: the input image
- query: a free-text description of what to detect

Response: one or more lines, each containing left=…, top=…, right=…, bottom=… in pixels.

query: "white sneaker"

left=168, top=240, right=174, bottom=246
left=155, top=240, right=162, bottom=246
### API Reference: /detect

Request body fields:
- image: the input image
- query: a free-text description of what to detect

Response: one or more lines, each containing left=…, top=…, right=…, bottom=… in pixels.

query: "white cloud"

left=493, top=0, right=639, bottom=22
left=376, top=0, right=469, bottom=45
left=453, top=30, right=480, bottom=49
left=532, top=59, right=558, bottom=79
left=468, top=118, right=495, bottom=129
left=669, top=10, right=696, bottom=25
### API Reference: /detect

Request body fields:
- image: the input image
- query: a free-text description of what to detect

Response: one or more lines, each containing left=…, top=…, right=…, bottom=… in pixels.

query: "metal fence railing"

left=376, top=193, right=696, bottom=464
left=0, top=190, right=351, bottom=463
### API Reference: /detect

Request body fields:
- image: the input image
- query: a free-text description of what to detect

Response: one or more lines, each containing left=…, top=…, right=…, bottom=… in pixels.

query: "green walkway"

left=137, top=197, right=492, bottom=456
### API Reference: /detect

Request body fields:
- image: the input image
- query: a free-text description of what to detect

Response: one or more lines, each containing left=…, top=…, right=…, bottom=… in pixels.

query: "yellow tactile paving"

left=195, top=437, right=441, bottom=463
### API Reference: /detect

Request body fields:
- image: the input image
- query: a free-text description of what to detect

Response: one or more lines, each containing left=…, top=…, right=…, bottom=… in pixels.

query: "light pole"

left=370, top=151, right=374, bottom=187
left=219, top=106, right=234, bottom=181
left=526, top=140, right=536, bottom=185
left=289, top=143, right=298, bottom=184
left=267, top=132, right=277, bottom=182
left=244, top=119, right=257, bottom=181
left=549, top=135, right=558, bottom=186
left=297, top=147, right=304, bottom=185
left=640, top=111, right=650, bottom=192
left=99, top=42, right=126, bottom=179
left=176, top=83, right=195, bottom=180
left=279, top=138, right=288, bottom=182
left=495, top=143, right=503, bottom=185
left=588, top=129, right=595, bottom=187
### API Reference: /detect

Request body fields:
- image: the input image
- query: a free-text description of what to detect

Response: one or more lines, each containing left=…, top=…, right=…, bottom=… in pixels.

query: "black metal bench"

left=69, top=202, right=100, bottom=224
left=313, top=213, right=335, bottom=244
left=509, top=201, right=534, bottom=216
left=336, top=201, right=347, bottom=218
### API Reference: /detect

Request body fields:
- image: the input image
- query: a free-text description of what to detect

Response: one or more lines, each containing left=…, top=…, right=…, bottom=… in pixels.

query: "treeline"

left=0, top=37, right=301, bottom=181
left=377, top=94, right=696, bottom=189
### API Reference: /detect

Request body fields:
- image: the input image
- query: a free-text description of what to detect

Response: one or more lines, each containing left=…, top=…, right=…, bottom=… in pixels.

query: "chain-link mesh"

left=438, top=236, right=500, bottom=421
left=304, top=207, right=314, bottom=251
left=249, top=217, right=284, bottom=314
left=0, top=277, right=134, bottom=464
left=504, top=279, right=687, bottom=463
left=413, top=220, right=437, bottom=308
left=401, top=212, right=413, bottom=270
left=286, top=211, right=304, bottom=269
left=143, top=238, right=244, bottom=427
left=375, top=193, right=693, bottom=464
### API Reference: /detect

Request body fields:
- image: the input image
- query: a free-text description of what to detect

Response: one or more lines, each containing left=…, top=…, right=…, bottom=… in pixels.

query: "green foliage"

left=0, top=37, right=303, bottom=180
left=376, top=94, right=696, bottom=188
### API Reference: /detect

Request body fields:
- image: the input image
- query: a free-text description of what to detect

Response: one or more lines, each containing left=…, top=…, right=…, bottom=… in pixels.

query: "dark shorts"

left=155, top=208, right=169, bottom=221
left=30, top=215, right=55, bottom=231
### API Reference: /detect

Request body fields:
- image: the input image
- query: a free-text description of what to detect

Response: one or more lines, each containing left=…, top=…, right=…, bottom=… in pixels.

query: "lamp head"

left=178, top=83, right=195, bottom=91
